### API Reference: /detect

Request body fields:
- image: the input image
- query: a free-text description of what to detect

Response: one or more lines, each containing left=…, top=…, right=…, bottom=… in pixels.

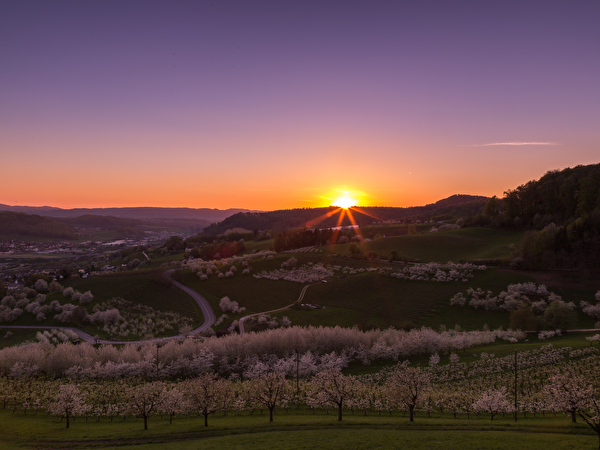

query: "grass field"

left=325, top=227, right=524, bottom=262
left=183, top=254, right=596, bottom=331
left=64, top=270, right=202, bottom=320
left=0, top=407, right=597, bottom=450
left=175, top=267, right=305, bottom=331
left=0, top=270, right=204, bottom=344
left=240, top=239, right=274, bottom=254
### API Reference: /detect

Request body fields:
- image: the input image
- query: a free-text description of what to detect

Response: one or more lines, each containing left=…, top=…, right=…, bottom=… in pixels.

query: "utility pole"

left=296, top=348, right=300, bottom=396
left=514, top=349, right=518, bottom=422
left=156, top=344, right=160, bottom=378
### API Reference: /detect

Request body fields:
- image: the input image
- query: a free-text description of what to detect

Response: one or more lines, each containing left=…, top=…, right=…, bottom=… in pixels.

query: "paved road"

left=0, top=270, right=216, bottom=345
left=238, top=284, right=312, bottom=335
left=167, top=272, right=216, bottom=334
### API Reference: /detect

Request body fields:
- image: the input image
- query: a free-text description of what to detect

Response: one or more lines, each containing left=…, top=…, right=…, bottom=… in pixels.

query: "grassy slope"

left=175, top=230, right=596, bottom=332
left=0, top=270, right=204, bottom=343
left=176, top=266, right=305, bottom=332
left=0, top=409, right=595, bottom=450
left=326, top=227, right=524, bottom=262
left=64, top=270, right=202, bottom=320
left=240, top=239, right=274, bottom=254
left=269, top=269, right=529, bottom=330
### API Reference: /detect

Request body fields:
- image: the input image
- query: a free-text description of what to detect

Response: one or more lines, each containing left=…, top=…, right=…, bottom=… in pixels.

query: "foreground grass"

left=0, top=408, right=596, bottom=450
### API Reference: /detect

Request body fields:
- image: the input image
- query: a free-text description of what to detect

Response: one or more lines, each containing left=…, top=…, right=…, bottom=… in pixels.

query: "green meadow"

left=0, top=407, right=596, bottom=450
left=327, top=227, right=524, bottom=262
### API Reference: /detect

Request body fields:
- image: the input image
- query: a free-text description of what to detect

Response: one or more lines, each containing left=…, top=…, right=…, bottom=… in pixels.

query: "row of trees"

left=0, top=325, right=526, bottom=377
left=6, top=349, right=600, bottom=447
left=273, top=228, right=337, bottom=252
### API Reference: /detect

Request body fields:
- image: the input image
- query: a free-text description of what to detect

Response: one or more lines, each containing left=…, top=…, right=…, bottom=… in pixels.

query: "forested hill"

left=495, top=162, right=600, bottom=270
left=202, top=195, right=488, bottom=235
left=0, top=211, right=78, bottom=239
left=503, top=162, right=600, bottom=226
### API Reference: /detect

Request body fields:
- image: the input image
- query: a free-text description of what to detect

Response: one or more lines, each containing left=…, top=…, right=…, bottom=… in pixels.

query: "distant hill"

left=53, top=215, right=150, bottom=239
left=0, top=205, right=256, bottom=223
left=0, top=211, right=78, bottom=239
left=202, top=195, right=488, bottom=235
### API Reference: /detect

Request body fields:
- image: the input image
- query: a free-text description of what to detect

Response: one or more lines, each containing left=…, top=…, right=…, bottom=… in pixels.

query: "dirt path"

left=238, top=284, right=312, bottom=335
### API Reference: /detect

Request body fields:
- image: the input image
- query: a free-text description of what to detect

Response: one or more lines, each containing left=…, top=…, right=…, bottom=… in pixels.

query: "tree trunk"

left=269, top=407, right=274, bottom=422
left=572, top=409, right=577, bottom=423
left=66, top=413, right=70, bottom=429
left=144, top=415, right=148, bottom=430
left=409, top=406, right=414, bottom=422
left=338, top=402, right=343, bottom=421
left=204, top=413, right=208, bottom=427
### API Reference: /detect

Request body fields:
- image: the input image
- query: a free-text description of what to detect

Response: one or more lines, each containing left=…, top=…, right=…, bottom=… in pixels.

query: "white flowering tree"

left=386, top=365, right=431, bottom=422
left=545, top=370, right=600, bottom=449
left=184, top=373, right=231, bottom=427
left=308, top=368, right=360, bottom=421
left=48, top=384, right=88, bottom=428
left=246, top=372, right=291, bottom=422
left=126, top=382, right=166, bottom=430
left=472, top=387, right=513, bottom=420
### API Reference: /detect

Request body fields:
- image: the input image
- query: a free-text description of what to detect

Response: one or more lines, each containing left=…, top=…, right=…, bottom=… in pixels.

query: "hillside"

left=0, top=211, right=77, bottom=239
left=499, top=162, right=600, bottom=269
left=203, top=194, right=488, bottom=235
left=0, top=205, right=256, bottom=223
left=54, top=215, right=149, bottom=238
left=503, top=162, right=600, bottom=225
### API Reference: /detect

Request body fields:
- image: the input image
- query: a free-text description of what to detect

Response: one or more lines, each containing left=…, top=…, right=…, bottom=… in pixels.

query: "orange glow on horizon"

left=332, top=196, right=356, bottom=209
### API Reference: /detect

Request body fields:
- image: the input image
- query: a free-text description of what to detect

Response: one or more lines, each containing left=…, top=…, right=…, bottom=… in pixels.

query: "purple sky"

left=1, top=1, right=599, bottom=209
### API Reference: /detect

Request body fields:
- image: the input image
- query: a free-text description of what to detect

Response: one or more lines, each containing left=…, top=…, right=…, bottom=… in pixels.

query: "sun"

left=333, top=195, right=356, bottom=209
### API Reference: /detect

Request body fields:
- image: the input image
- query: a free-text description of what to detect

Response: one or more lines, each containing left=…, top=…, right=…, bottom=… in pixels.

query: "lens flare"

left=332, top=196, right=356, bottom=209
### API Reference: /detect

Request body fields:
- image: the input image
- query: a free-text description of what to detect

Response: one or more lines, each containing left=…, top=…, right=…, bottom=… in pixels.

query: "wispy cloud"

left=476, top=141, right=561, bottom=147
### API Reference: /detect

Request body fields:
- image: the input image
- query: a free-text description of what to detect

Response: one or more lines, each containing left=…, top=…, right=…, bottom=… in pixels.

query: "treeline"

left=476, top=163, right=600, bottom=270
left=162, top=233, right=255, bottom=260
left=0, top=211, right=77, bottom=239
left=188, top=240, right=246, bottom=260
left=273, top=228, right=336, bottom=252
left=503, top=163, right=600, bottom=225
left=203, top=195, right=488, bottom=235
left=203, top=208, right=348, bottom=235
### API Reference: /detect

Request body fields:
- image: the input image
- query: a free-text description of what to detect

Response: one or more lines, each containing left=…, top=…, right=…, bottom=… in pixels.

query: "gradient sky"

left=1, top=1, right=599, bottom=210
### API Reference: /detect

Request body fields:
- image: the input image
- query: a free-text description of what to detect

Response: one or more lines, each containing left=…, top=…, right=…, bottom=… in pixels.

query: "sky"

left=1, top=0, right=599, bottom=210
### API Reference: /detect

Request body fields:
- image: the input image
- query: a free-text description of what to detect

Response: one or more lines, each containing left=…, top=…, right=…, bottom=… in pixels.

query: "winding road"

left=166, top=270, right=216, bottom=334
left=0, top=269, right=216, bottom=345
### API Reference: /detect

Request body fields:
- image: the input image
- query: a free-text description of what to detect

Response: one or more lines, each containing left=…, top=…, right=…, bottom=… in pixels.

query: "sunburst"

left=332, top=195, right=356, bottom=209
